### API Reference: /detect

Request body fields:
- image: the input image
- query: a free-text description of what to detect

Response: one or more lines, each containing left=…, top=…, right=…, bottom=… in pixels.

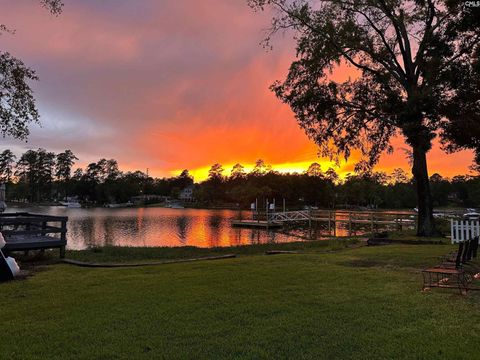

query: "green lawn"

left=2, top=241, right=480, bottom=360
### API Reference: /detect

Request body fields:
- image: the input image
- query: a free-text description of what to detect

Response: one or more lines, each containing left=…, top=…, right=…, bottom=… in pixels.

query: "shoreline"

left=11, top=233, right=449, bottom=265
left=7, top=201, right=471, bottom=212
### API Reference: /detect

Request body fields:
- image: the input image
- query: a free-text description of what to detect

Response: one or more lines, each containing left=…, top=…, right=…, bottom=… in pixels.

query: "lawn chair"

left=437, top=240, right=465, bottom=268
left=423, top=236, right=480, bottom=294
left=442, top=237, right=480, bottom=272
left=437, top=239, right=472, bottom=269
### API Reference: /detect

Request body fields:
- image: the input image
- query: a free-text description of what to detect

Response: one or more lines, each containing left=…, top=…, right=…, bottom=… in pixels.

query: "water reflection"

left=176, top=216, right=189, bottom=245
left=5, top=206, right=414, bottom=250
left=5, top=206, right=311, bottom=250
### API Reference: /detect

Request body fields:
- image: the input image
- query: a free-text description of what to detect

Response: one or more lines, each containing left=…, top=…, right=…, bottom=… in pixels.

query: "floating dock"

left=231, top=220, right=282, bottom=228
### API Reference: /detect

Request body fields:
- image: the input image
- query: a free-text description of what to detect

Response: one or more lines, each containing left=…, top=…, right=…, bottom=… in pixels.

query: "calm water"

left=5, top=206, right=310, bottom=250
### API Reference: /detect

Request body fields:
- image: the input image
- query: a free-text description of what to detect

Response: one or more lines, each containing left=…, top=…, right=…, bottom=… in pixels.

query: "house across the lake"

left=179, top=186, right=195, bottom=202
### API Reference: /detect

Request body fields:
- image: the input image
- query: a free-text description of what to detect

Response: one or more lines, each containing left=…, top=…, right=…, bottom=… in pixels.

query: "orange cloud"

left=0, top=0, right=474, bottom=181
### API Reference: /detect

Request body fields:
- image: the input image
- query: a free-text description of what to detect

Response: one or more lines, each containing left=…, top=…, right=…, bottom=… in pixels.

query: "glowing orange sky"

left=0, top=0, right=474, bottom=181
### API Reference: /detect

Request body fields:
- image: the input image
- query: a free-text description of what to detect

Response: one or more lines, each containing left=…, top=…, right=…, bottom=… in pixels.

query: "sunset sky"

left=0, top=0, right=475, bottom=181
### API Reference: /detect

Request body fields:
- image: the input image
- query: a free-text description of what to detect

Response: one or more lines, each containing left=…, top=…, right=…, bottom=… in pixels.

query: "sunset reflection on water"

left=7, top=206, right=310, bottom=250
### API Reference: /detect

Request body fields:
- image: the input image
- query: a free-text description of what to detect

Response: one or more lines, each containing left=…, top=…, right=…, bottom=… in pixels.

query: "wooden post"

left=371, top=213, right=374, bottom=234
left=328, top=211, right=331, bottom=235
left=333, top=211, right=336, bottom=236
left=60, top=219, right=67, bottom=259
left=266, top=198, right=269, bottom=230
left=348, top=212, right=352, bottom=236
left=308, top=210, right=312, bottom=238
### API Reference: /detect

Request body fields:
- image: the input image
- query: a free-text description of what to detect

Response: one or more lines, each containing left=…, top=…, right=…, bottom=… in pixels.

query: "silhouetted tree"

left=15, top=148, right=55, bottom=201
left=391, top=168, right=410, bottom=184
left=55, top=150, right=78, bottom=181
left=103, top=159, right=121, bottom=181
left=208, top=163, right=224, bottom=181
left=176, top=169, right=194, bottom=186
left=54, top=150, right=78, bottom=199
left=306, top=162, right=323, bottom=177
left=469, top=153, right=480, bottom=175
left=230, top=163, right=246, bottom=180
left=72, top=168, right=83, bottom=180
left=0, top=1, right=63, bottom=139
left=252, top=159, right=271, bottom=176
left=0, top=149, right=16, bottom=182
left=429, top=173, right=451, bottom=206
left=85, top=162, right=103, bottom=183
left=325, top=168, right=339, bottom=184
left=249, top=0, right=480, bottom=235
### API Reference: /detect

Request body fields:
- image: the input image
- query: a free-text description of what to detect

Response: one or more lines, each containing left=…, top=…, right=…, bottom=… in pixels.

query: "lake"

left=5, top=206, right=317, bottom=250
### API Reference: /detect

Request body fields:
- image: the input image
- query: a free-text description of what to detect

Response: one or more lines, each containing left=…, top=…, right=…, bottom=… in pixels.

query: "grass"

left=63, top=238, right=360, bottom=263
left=385, top=229, right=449, bottom=243
left=2, top=240, right=480, bottom=359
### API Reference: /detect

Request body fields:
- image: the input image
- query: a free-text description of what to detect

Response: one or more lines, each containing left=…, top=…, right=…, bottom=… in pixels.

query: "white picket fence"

left=451, top=220, right=480, bottom=243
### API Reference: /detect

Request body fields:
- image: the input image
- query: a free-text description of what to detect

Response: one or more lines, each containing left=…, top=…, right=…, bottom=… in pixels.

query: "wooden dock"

left=233, top=209, right=417, bottom=235
left=231, top=220, right=282, bottom=228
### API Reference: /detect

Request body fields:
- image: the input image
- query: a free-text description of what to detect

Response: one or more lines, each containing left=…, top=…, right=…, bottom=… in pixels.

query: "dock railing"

left=250, top=209, right=417, bottom=235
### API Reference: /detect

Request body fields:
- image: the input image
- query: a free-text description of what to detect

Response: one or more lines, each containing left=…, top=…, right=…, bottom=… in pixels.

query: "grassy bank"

left=2, top=240, right=480, bottom=359
left=64, top=238, right=361, bottom=263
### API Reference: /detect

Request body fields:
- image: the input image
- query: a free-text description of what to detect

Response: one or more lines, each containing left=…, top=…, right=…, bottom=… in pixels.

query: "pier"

left=233, top=209, right=417, bottom=236
left=231, top=220, right=282, bottom=228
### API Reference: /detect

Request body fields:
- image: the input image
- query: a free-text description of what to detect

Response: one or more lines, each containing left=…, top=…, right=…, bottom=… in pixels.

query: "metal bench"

left=0, top=213, right=68, bottom=258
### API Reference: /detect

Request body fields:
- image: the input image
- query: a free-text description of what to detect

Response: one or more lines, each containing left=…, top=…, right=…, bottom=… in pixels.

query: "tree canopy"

left=0, top=0, right=63, bottom=139
left=248, top=0, right=480, bottom=235
left=249, top=0, right=479, bottom=165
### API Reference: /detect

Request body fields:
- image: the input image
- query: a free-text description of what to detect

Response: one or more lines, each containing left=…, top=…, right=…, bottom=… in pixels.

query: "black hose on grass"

left=61, top=254, right=237, bottom=268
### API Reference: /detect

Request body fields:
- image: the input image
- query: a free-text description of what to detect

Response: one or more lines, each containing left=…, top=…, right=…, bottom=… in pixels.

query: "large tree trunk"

left=411, top=146, right=435, bottom=236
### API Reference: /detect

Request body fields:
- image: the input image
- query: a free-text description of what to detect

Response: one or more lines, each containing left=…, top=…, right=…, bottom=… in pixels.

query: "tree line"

left=1, top=149, right=479, bottom=209
left=197, top=160, right=479, bottom=209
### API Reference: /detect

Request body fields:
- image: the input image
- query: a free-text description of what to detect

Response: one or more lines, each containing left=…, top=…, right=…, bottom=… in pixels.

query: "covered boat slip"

left=0, top=213, right=68, bottom=258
